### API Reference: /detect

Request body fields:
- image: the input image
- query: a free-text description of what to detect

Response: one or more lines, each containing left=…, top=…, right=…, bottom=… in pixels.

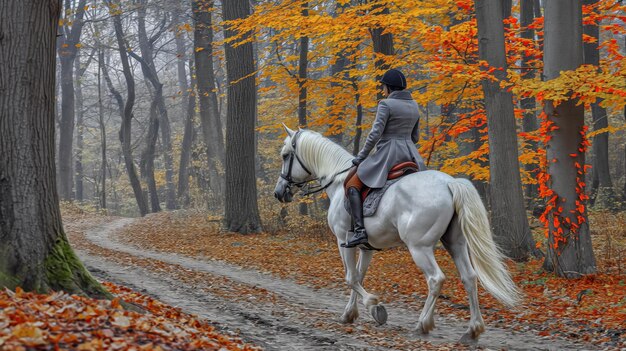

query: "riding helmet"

left=380, top=69, right=407, bottom=90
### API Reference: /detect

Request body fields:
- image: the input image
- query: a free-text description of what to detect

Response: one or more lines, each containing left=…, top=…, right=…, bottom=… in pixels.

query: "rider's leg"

left=342, top=173, right=369, bottom=248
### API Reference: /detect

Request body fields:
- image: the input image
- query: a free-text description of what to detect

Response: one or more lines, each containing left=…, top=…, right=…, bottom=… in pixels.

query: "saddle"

left=344, top=161, right=419, bottom=202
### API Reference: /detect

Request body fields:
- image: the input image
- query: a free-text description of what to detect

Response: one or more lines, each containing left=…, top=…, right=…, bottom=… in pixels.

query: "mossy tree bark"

left=0, top=0, right=107, bottom=297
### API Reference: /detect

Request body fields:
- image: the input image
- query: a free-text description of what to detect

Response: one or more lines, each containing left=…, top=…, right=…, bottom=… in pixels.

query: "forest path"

left=70, top=217, right=592, bottom=351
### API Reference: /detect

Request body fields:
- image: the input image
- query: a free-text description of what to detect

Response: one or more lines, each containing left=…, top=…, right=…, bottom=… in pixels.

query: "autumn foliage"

left=225, top=0, right=626, bottom=251
left=0, top=282, right=256, bottom=350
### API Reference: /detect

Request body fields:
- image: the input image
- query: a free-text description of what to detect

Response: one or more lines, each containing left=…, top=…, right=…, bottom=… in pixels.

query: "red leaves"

left=537, top=114, right=592, bottom=251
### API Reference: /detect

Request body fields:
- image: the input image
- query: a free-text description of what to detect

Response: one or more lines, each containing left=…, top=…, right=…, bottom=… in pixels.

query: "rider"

left=342, top=69, right=425, bottom=248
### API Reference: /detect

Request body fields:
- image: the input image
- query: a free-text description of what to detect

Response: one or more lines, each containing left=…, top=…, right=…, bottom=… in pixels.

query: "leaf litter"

left=111, top=210, right=625, bottom=349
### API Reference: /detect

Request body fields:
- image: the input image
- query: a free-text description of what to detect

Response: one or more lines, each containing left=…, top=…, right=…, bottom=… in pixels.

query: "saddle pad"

left=344, top=177, right=402, bottom=217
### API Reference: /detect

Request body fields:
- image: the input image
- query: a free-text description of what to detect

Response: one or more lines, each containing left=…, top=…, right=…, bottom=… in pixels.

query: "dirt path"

left=73, top=218, right=594, bottom=350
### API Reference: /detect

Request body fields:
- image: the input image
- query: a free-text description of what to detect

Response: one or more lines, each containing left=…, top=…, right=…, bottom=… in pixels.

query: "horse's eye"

left=282, top=154, right=288, bottom=160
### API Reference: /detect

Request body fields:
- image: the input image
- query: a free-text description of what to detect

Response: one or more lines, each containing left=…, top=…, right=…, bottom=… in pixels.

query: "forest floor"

left=58, top=207, right=626, bottom=350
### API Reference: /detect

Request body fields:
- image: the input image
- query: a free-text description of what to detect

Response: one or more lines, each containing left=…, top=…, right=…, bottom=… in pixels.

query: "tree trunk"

left=57, top=0, right=87, bottom=201
left=58, top=57, right=75, bottom=200
left=583, top=0, right=615, bottom=209
left=97, top=49, right=107, bottom=210
left=502, top=0, right=512, bottom=19
left=328, top=1, right=351, bottom=145
left=223, top=0, right=262, bottom=233
left=74, top=53, right=85, bottom=202
left=0, top=0, right=107, bottom=296
left=352, top=80, right=363, bottom=155
left=140, top=99, right=161, bottom=213
left=369, top=3, right=394, bottom=71
left=136, top=0, right=176, bottom=210
left=298, top=2, right=309, bottom=216
left=177, top=40, right=195, bottom=209
left=543, top=0, right=596, bottom=277
left=369, top=1, right=394, bottom=100
left=534, top=0, right=541, bottom=18
left=474, top=0, right=535, bottom=260
left=174, top=5, right=192, bottom=207
left=521, top=0, right=539, bottom=202
left=107, top=0, right=148, bottom=216
left=193, top=0, right=225, bottom=204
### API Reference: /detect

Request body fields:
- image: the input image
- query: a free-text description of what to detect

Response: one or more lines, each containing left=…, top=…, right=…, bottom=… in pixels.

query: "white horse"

left=273, top=127, right=521, bottom=342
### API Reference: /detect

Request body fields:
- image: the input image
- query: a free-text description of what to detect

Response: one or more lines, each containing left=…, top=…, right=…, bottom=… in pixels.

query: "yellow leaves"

left=194, top=47, right=204, bottom=52
left=586, top=124, right=625, bottom=138
left=11, top=324, right=45, bottom=346
left=178, top=23, right=193, bottom=33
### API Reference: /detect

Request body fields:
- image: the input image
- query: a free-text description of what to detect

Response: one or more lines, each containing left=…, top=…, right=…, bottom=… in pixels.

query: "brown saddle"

left=344, top=161, right=419, bottom=201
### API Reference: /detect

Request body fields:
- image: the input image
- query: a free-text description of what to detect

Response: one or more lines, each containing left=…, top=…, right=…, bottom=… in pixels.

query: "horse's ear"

left=282, top=123, right=295, bottom=137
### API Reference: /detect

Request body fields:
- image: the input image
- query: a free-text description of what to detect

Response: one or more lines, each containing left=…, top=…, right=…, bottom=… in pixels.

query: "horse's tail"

left=447, top=178, right=521, bottom=307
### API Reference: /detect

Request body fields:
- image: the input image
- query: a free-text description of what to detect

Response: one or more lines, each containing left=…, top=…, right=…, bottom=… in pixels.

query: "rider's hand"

left=352, top=157, right=364, bottom=167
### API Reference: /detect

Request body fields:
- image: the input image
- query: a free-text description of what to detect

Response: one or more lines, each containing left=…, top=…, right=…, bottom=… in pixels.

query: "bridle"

left=280, top=131, right=314, bottom=188
left=280, top=130, right=352, bottom=196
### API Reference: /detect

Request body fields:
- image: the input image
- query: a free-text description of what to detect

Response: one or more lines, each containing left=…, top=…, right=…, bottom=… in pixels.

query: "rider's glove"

left=352, top=157, right=364, bottom=167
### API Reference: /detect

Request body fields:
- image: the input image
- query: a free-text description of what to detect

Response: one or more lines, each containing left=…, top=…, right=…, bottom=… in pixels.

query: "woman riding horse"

left=343, top=69, right=426, bottom=248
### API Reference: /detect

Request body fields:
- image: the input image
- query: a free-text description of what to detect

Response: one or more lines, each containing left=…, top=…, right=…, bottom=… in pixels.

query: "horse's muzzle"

left=274, top=181, right=294, bottom=203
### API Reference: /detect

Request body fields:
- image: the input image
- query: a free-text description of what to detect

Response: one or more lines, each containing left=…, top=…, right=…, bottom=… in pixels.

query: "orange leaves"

left=0, top=284, right=257, bottom=350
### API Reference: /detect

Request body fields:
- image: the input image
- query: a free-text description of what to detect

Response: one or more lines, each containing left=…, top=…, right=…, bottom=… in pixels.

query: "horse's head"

left=274, top=124, right=316, bottom=203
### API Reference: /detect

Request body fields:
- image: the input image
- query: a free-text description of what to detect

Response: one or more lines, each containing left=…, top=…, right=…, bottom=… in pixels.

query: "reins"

left=281, top=130, right=352, bottom=196
left=300, top=166, right=352, bottom=196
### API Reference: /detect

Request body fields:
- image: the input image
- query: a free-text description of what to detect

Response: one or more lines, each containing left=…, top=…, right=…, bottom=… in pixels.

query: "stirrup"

left=358, top=242, right=381, bottom=251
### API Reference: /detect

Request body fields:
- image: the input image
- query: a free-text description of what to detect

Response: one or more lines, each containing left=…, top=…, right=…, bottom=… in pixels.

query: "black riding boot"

left=342, top=187, right=370, bottom=248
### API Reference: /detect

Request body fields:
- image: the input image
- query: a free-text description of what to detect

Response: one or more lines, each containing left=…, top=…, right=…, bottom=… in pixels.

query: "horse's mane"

left=296, top=130, right=353, bottom=182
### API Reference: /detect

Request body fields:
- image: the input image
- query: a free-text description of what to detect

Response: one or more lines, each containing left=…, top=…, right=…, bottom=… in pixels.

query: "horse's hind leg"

left=441, top=218, right=485, bottom=342
left=408, top=245, right=445, bottom=335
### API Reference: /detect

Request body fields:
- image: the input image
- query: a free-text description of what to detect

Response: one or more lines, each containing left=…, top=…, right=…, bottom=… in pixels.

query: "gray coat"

left=356, top=90, right=425, bottom=188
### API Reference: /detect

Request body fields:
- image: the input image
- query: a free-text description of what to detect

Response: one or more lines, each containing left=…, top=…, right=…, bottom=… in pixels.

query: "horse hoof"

left=415, top=320, right=433, bottom=335
left=364, top=295, right=379, bottom=308
left=459, top=331, right=479, bottom=344
left=369, top=304, right=387, bottom=325
left=341, top=310, right=359, bottom=324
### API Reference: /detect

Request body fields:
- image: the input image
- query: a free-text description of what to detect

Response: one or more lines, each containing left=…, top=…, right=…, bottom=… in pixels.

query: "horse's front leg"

left=357, top=248, right=387, bottom=325
left=339, top=244, right=387, bottom=325
left=338, top=244, right=359, bottom=324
